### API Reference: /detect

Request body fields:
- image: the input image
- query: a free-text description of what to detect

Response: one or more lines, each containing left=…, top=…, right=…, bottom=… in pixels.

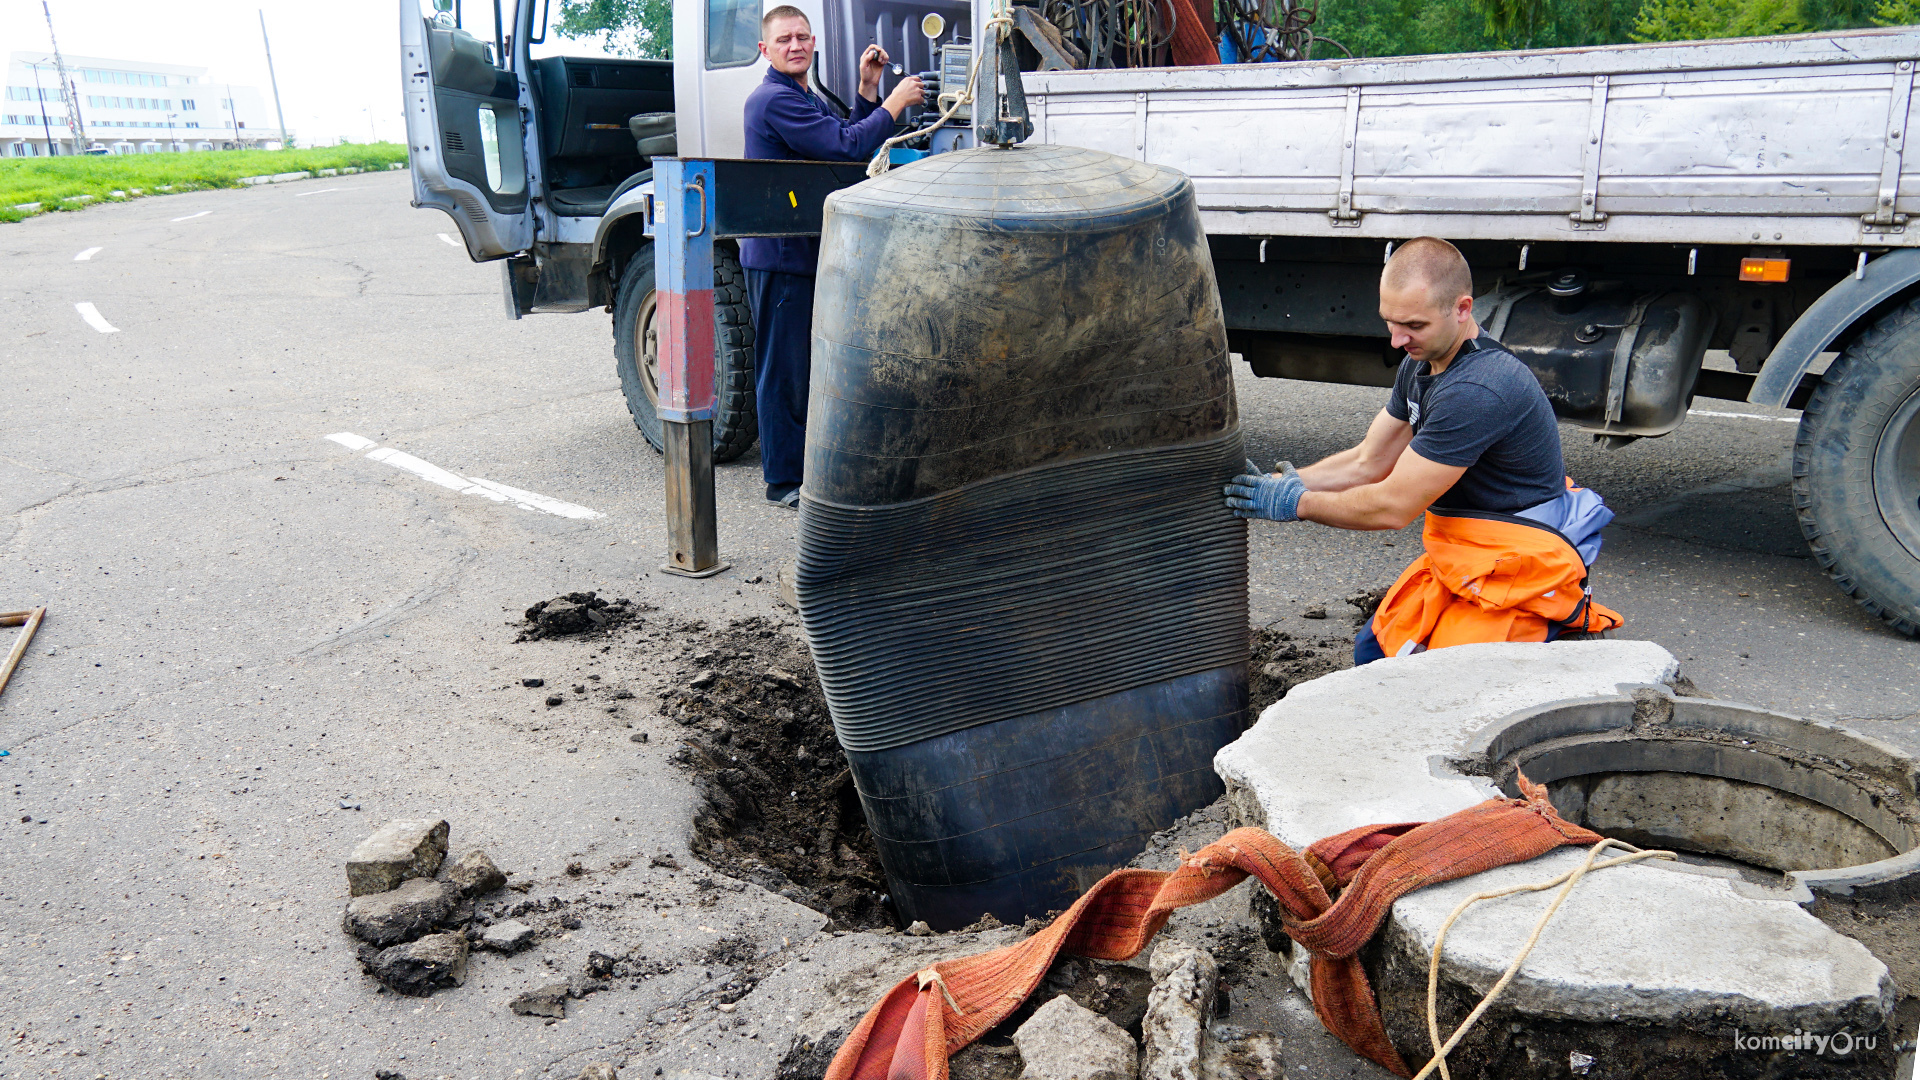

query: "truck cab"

left=401, top=0, right=967, bottom=460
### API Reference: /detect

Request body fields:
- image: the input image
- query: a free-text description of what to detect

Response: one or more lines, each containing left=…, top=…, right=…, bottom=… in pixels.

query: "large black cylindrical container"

left=796, top=144, right=1248, bottom=930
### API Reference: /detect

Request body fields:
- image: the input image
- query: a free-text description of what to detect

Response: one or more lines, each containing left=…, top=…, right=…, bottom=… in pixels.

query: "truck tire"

left=612, top=239, right=758, bottom=463
left=1792, top=298, right=1920, bottom=637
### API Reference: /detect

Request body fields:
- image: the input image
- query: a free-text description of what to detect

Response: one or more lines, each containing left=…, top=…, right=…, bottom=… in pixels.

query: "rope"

left=917, top=968, right=965, bottom=1015
left=1410, top=838, right=1676, bottom=1080
left=867, top=6, right=1016, bottom=177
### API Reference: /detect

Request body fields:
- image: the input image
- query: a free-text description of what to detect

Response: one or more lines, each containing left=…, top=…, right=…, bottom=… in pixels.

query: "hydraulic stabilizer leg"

left=652, top=158, right=730, bottom=579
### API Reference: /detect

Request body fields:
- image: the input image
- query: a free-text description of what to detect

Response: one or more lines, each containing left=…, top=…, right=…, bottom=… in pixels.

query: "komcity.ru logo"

left=1732, top=1029, right=1877, bottom=1056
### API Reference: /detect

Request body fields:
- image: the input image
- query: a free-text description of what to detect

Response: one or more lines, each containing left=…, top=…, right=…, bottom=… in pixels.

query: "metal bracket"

left=975, top=26, right=1033, bottom=147
left=1603, top=293, right=1659, bottom=424
left=1571, top=75, right=1610, bottom=230
left=1133, top=92, right=1148, bottom=160
left=1472, top=285, right=1537, bottom=342
left=1012, top=5, right=1085, bottom=70
left=1864, top=59, right=1915, bottom=234
left=1330, top=86, right=1362, bottom=226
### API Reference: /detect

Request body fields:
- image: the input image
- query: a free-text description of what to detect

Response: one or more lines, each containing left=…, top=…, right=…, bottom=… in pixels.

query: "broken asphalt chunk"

left=346, top=818, right=449, bottom=896
left=343, top=878, right=460, bottom=947
left=509, top=983, right=570, bottom=1018
left=443, top=848, right=507, bottom=897
left=366, top=932, right=468, bottom=996
left=480, top=919, right=535, bottom=954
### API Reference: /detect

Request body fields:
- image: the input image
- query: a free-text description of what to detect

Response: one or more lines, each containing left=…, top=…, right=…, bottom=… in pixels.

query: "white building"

left=3, top=52, right=289, bottom=156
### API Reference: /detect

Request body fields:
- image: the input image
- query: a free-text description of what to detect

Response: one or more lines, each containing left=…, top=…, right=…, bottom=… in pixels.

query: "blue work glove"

left=1225, top=458, right=1305, bottom=522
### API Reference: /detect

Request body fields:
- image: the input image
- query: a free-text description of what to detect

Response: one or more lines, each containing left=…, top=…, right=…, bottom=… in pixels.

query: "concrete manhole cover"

left=1215, top=640, right=1909, bottom=1078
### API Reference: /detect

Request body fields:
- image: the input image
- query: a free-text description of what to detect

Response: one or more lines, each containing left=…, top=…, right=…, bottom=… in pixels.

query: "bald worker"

left=1226, top=236, right=1621, bottom=662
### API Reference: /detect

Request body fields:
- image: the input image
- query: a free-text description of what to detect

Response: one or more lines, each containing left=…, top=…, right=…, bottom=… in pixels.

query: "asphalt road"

left=1, top=170, right=1916, bottom=1079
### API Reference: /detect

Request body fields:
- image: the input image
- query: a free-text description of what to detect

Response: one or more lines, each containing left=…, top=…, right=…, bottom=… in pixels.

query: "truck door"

left=675, top=0, right=786, bottom=158
left=401, top=0, right=534, bottom=259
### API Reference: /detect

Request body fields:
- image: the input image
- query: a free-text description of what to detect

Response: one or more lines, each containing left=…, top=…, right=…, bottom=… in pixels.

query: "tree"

left=1631, top=0, right=1876, bottom=39
left=1876, top=0, right=1920, bottom=24
left=555, top=0, right=673, bottom=58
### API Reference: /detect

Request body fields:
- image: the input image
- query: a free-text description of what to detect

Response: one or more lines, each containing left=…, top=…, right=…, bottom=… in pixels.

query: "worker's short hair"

left=1382, top=237, right=1473, bottom=312
left=762, top=5, right=812, bottom=37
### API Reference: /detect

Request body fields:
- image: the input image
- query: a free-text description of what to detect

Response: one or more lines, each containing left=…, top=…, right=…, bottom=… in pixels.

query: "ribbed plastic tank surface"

left=796, top=143, right=1248, bottom=930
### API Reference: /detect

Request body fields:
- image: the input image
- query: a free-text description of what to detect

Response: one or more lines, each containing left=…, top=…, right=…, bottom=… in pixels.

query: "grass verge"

left=0, top=143, right=410, bottom=223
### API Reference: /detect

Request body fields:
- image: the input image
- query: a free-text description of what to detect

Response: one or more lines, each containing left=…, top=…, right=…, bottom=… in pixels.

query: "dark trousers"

left=746, top=269, right=814, bottom=490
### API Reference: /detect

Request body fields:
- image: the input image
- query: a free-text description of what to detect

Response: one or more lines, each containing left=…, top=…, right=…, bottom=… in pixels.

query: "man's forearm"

left=1298, top=447, right=1390, bottom=493
left=1297, top=485, right=1419, bottom=531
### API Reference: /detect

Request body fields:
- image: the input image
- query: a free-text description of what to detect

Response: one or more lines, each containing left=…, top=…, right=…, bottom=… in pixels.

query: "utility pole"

left=41, top=2, right=86, bottom=150
left=259, top=9, right=290, bottom=149
left=29, top=60, right=56, bottom=155
left=224, top=84, right=240, bottom=149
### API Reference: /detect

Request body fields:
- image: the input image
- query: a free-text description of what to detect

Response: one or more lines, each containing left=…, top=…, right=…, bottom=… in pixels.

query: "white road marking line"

left=436, top=233, right=462, bottom=247
left=464, top=476, right=605, bottom=520
left=74, top=302, right=119, bottom=334
left=1687, top=409, right=1798, bottom=424
left=74, top=246, right=101, bottom=261
left=171, top=210, right=211, bottom=222
left=294, top=188, right=341, bottom=198
left=366, top=447, right=479, bottom=493
left=325, top=433, right=604, bottom=520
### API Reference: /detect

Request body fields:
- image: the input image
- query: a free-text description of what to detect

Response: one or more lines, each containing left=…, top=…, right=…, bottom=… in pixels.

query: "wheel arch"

left=593, top=188, right=655, bottom=292
left=1751, top=248, right=1920, bottom=407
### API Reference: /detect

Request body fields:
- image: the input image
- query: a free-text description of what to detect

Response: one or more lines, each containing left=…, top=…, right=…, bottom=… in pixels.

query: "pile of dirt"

left=516, top=592, right=645, bottom=641
left=1247, top=625, right=1353, bottom=716
left=659, top=616, right=895, bottom=929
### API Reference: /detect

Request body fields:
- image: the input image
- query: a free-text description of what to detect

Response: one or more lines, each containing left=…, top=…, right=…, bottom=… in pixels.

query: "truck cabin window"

left=708, top=0, right=763, bottom=68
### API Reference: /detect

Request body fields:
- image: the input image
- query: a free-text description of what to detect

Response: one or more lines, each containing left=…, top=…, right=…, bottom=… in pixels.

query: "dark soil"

left=1248, top=624, right=1354, bottom=717
left=499, top=607, right=1360, bottom=939
left=516, top=592, right=645, bottom=641
left=655, top=616, right=895, bottom=929
left=1811, top=889, right=1920, bottom=1057
left=974, top=955, right=1156, bottom=1046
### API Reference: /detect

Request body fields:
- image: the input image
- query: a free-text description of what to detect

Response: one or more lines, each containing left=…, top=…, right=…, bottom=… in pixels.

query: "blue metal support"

left=649, top=157, right=727, bottom=578
left=639, top=157, right=871, bottom=580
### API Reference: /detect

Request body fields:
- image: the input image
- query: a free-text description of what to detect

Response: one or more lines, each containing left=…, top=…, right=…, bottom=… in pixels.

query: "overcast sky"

left=0, top=0, right=624, bottom=146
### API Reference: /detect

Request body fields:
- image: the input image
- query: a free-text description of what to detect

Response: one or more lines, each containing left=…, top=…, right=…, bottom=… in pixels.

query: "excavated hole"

left=656, top=616, right=897, bottom=929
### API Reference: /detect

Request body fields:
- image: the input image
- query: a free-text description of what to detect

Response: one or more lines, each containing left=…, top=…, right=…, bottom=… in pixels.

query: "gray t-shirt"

left=1385, top=336, right=1565, bottom=514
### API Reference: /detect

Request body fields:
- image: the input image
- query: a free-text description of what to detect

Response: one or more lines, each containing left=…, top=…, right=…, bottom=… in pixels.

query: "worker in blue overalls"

left=742, top=6, right=924, bottom=507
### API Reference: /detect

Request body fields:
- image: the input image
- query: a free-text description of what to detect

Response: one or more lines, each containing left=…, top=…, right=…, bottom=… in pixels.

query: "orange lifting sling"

left=826, top=774, right=1603, bottom=1080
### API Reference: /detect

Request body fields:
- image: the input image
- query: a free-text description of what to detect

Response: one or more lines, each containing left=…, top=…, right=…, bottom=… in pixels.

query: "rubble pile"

left=941, top=938, right=1280, bottom=1080
left=339, top=818, right=513, bottom=997
left=517, top=592, right=645, bottom=641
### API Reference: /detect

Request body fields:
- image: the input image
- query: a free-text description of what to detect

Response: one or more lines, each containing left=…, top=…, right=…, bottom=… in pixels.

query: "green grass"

left=0, top=143, right=411, bottom=223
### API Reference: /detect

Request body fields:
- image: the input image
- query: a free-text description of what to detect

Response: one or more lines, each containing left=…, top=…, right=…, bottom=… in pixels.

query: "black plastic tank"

left=795, top=143, right=1248, bottom=930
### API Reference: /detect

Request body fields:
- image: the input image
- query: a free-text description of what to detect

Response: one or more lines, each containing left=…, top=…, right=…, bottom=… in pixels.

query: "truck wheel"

left=612, top=240, right=758, bottom=463
left=1792, top=298, right=1920, bottom=637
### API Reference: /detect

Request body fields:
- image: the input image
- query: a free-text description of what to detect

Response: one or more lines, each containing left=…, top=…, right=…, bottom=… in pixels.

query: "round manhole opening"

left=1477, top=691, right=1920, bottom=895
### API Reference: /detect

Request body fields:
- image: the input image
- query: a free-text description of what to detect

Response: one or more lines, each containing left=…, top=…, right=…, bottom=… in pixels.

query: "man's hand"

left=858, top=45, right=890, bottom=100
left=1225, top=459, right=1306, bottom=522
left=880, top=75, right=925, bottom=119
